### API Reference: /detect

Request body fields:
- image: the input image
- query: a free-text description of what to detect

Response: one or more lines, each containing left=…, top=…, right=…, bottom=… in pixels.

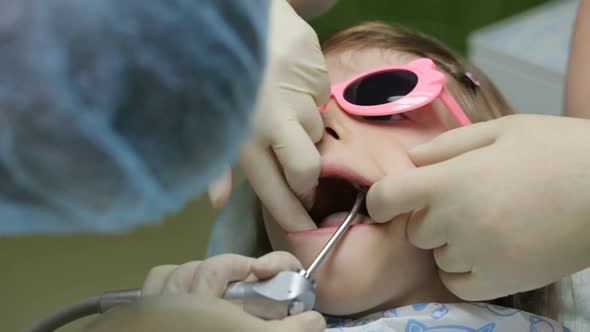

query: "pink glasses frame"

left=321, top=58, right=471, bottom=126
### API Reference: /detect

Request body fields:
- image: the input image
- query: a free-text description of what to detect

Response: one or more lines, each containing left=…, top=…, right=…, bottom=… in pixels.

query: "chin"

left=283, top=220, right=437, bottom=317
left=313, top=264, right=393, bottom=316
left=292, top=226, right=393, bottom=316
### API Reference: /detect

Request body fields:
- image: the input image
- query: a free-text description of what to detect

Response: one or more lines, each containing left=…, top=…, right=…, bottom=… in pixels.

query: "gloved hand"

left=208, top=0, right=330, bottom=231
left=85, top=252, right=325, bottom=332
left=366, top=114, right=590, bottom=301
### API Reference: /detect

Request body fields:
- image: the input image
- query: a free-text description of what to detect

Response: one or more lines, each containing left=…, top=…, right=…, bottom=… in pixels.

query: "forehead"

left=325, top=48, right=420, bottom=85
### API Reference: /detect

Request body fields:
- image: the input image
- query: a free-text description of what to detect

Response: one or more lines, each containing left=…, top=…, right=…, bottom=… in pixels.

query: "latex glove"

left=209, top=0, right=330, bottom=231
left=85, top=252, right=325, bottom=332
left=367, top=114, right=590, bottom=301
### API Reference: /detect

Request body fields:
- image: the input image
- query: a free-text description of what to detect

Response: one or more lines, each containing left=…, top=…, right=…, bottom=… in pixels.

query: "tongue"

left=317, top=211, right=373, bottom=228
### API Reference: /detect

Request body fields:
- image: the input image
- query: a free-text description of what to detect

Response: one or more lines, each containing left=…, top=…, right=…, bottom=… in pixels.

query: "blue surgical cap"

left=0, top=0, right=268, bottom=235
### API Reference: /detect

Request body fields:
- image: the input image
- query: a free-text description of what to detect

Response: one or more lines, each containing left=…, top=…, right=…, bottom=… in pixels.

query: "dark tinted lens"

left=343, top=70, right=418, bottom=106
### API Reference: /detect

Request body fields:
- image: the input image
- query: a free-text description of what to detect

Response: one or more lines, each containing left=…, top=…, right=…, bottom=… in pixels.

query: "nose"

left=325, top=126, right=340, bottom=140
left=320, top=100, right=348, bottom=142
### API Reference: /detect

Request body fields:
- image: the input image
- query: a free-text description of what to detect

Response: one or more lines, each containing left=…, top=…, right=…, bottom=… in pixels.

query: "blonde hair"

left=320, top=21, right=561, bottom=320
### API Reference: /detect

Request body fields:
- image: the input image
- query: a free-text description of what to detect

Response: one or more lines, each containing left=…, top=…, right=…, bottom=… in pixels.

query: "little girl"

left=207, top=22, right=568, bottom=331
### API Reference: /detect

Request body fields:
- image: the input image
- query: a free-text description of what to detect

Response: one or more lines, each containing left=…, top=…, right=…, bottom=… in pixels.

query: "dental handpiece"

left=223, top=192, right=366, bottom=320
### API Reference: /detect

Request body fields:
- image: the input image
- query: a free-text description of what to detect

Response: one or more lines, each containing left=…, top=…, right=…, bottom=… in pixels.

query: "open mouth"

left=309, top=176, right=374, bottom=228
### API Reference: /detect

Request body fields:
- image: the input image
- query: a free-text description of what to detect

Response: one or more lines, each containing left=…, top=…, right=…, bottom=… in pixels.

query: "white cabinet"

left=468, top=0, right=578, bottom=115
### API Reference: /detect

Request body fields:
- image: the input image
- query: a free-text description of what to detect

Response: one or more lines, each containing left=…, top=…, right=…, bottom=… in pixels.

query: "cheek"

left=363, top=129, right=430, bottom=172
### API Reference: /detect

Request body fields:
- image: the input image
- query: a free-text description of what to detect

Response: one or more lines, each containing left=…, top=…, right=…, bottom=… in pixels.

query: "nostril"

left=326, top=127, right=340, bottom=140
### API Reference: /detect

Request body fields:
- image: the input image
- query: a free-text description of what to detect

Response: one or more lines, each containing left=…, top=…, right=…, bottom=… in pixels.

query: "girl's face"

left=262, top=48, right=459, bottom=316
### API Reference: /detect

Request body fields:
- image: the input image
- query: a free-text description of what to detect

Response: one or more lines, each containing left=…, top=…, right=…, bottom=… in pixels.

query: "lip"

left=318, top=162, right=374, bottom=191
left=285, top=161, right=376, bottom=235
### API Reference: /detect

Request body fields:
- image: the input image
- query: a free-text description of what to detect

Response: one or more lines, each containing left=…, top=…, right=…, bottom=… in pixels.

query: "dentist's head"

left=0, top=0, right=267, bottom=235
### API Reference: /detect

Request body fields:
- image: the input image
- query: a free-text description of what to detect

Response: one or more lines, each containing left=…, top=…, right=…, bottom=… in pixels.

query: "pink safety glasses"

left=319, top=58, right=472, bottom=126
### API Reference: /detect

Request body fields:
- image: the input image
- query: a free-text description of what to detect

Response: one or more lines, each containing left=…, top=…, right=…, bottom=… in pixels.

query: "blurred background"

left=1, top=0, right=557, bottom=331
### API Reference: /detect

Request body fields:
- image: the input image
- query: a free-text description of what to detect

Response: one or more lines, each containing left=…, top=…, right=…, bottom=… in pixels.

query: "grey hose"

left=23, top=289, right=141, bottom=332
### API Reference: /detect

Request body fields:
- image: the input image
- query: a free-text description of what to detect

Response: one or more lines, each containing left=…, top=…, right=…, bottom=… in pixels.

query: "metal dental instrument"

left=223, top=192, right=366, bottom=320
left=302, top=192, right=365, bottom=279
left=24, top=193, right=367, bottom=331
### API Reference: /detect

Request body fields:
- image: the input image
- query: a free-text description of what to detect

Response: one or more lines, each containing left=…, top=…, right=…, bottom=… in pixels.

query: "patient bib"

left=325, top=302, right=569, bottom=331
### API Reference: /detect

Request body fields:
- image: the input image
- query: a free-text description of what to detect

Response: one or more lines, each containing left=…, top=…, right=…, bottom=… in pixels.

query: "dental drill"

left=23, top=193, right=366, bottom=332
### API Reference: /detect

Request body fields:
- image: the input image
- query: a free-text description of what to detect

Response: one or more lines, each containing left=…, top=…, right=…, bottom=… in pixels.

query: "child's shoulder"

left=325, top=302, right=570, bottom=332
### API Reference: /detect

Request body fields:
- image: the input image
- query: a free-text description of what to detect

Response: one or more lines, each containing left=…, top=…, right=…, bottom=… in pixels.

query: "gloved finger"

left=263, top=310, right=326, bottom=332
left=291, top=93, right=324, bottom=143
left=406, top=207, right=448, bottom=250
left=142, top=265, right=178, bottom=296
left=433, top=245, right=472, bottom=274
left=277, top=22, right=330, bottom=108
left=409, top=120, right=499, bottom=167
left=303, top=30, right=331, bottom=107
left=252, top=251, right=303, bottom=280
left=192, top=254, right=256, bottom=297
left=270, top=121, right=321, bottom=208
left=240, top=143, right=313, bottom=231
left=367, top=168, right=440, bottom=223
left=307, top=53, right=331, bottom=108
left=208, top=166, right=233, bottom=209
left=162, top=261, right=202, bottom=294
left=314, top=70, right=331, bottom=108
left=89, top=294, right=266, bottom=332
